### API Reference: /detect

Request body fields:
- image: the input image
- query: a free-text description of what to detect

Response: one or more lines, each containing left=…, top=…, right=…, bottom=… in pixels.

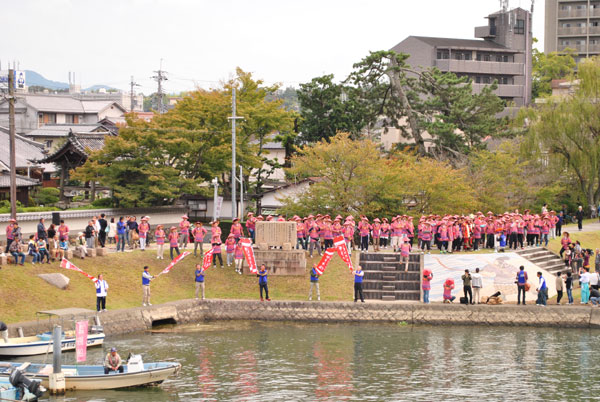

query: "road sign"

left=0, top=70, right=25, bottom=91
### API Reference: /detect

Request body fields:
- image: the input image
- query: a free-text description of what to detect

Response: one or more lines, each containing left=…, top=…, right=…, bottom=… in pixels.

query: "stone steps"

left=516, top=247, right=567, bottom=274
left=359, top=252, right=422, bottom=301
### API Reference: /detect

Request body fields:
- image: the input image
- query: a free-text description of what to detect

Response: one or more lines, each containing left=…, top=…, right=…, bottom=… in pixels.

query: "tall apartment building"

left=545, top=0, right=600, bottom=62
left=392, top=7, right=533, bottom=106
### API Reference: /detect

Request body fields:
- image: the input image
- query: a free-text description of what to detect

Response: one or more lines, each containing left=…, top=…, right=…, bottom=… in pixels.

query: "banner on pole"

left=333, top=236, right=354, bottom=271
left=202, top=247, right=215, bottom=271
left=240, top=238, right=257, bottom=273
left=60, top=258, right=97, bottom=283
left=315, top=248, right=336, bottom=275
left=75, top=320, right=88, bottom=363
left=158, top=251, right=191, bottom=276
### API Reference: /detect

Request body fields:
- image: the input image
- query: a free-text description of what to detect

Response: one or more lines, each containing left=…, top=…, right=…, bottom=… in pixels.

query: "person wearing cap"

left=246, top=213, right=257, bottom=243
left=4, top=219, right=16, bottom=254
left=225, top=234, right=236, bottom=267
left=343, top=221, right=354, bottom=256
left=230, top=218, right=243, bottom=243
left=212, top=239, right=223, bottom=268
left=138, top=217, right=150, bottom=251
left=234, top=241, right=244, bottom=274
left=323, top=218, right=334, bottom=249
left=154, top=225, right=165, bottom=259
left=358, top=218, right=371, bottom=252
left=308, top=220, right=322, bottom=258
left=296, top=217, right=307, bottom=250
left=168, top=227, right=180, bottom=260
left=116, top=217, right=127, bottom=252
left=380, top=218, right=390, bottom=249
left=179, top=215, right=191, bottom=250
left=192, top=222, right=207, bottom=258
left=390, top=218, right=401, bottom=253
left=142, top=266, right=154, bottom=306
left=211, top=220, right=222, bottom=243
left=104, top=347, right=123, bottom=374
left=372, top=218, right=381, bottom=252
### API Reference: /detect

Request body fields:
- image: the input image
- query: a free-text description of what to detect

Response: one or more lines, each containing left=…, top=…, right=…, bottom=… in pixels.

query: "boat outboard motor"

left=0, top=321, right=8, bottom=343
left=9, top=369, right=46, bottom=399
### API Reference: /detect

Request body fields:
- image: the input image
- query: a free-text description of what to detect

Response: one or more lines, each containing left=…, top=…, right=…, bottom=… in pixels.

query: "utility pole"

left=129, top=76, right=140, bottom=112
left=239, top=165, right=244, bottom=223
left=228, top=88, right=244, bottom=220
left=151, top=59, right=167, bottom=114
left=8, top=69, right=17, bottom=220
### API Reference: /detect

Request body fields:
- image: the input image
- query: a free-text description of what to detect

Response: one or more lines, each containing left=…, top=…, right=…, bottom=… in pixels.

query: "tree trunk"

left=387, top=58, right=427, bottom=156
left=59, top=161, right=66, bottom=202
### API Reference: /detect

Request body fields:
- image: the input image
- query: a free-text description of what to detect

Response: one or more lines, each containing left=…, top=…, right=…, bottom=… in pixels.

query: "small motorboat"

left=0, top=309, right=105, bottom=357
left=0, top=331, right=105, bottom=357
left=0, top=363, right=46, bottom=401
left=0, top=355, right=181, bottom=391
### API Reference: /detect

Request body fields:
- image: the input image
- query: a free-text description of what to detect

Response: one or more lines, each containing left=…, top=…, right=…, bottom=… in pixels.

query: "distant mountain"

left=25, top=70, right=68, bottom=90
left=25, top=70, right=118, bottom=92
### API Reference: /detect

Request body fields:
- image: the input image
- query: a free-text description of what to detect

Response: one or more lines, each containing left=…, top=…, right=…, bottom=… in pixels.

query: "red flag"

left=157, top=251, right=191, bottom=276
left=202, top=248, right=215, bottom=271
left=333, top=236, right=354, bottom=271
left=315, top=248, right=336, bottom=275
left=240, top=238, right=257, bottom=274
left=60, top=258, right=97, bottom=283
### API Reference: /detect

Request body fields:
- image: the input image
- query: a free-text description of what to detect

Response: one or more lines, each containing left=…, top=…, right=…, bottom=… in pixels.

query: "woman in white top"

left=108, top=218, right=117, bottom=244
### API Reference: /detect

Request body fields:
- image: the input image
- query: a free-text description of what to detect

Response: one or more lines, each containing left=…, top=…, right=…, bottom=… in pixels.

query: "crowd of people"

left=1, top=205, right=596, bottom=310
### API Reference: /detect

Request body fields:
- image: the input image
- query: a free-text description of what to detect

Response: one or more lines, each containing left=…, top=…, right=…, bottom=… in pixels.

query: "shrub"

left=33, top=187, right=60, bottom=206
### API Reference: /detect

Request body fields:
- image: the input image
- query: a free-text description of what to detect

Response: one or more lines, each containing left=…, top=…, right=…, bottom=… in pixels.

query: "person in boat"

left=104, top=347, right=124, bottom=374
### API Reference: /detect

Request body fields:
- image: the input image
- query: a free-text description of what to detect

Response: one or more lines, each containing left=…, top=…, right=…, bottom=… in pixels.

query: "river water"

left=17, top=321, right=600, bottom=401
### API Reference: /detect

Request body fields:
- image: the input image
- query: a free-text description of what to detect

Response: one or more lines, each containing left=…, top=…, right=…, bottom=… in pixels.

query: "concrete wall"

left=8, top=299, right=600, bottom=337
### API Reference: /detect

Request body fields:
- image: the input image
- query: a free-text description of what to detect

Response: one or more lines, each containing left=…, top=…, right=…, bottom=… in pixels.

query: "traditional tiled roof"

left=0, top=127, right=56, bottom=172
left=0, top=172, right=40, bottom=188
left=26, top=124, right=107, bottom=138
left=396, top=36, right=514, bottom=52
left=36, top=131, right=110, bottom=164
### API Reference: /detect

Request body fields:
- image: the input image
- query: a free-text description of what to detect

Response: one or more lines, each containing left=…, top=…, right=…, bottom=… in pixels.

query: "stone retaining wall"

left=7, top=300, right=600, bottom=337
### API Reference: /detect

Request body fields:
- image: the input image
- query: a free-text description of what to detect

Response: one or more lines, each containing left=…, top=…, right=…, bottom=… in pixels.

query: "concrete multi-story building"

left=545, top=0, right=600, bottom=62
left=391, top=7, right=533, bottom=107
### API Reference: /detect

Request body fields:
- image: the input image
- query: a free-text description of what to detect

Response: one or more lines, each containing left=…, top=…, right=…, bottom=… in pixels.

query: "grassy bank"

left=0, top=249, right=357, bottom=324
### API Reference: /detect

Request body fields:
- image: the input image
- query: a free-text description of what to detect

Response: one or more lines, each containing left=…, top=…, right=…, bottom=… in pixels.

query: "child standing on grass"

left=234, top=241, right=244, bottom=275
left=225, top=234, right=236, bottom=267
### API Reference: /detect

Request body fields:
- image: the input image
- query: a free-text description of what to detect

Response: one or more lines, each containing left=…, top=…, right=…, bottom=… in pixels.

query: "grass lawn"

left=547, top=230, right=600, bottom=260
left=0, top=250, right=358, bottom=324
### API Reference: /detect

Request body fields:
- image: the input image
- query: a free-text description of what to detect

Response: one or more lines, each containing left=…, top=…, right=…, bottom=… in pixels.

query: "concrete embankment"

left=7, top=300, right=600, bottom=336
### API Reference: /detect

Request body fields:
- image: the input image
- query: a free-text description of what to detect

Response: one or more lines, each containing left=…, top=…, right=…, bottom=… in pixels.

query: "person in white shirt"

left=471, top=268, right=483, bottom=304
left=589, top=269, right=599, bottom=291
left=95, top=274, right=109, bottom=312
left=580, top=268, right=591, bottom=304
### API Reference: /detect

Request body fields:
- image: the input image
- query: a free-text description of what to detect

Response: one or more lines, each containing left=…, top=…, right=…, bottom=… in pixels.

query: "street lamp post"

left=211, top=177, right=219, bottom=222
left=228, top=88, right=244, bottom=221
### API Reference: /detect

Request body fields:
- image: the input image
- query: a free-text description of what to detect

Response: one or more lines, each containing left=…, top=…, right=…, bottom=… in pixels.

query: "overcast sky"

left=1, top=0, right=543, bottom=94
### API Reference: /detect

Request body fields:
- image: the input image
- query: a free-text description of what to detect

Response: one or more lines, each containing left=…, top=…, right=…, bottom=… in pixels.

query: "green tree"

left=532, top=45, right=576, bottom=98
left=346, top=51, right=504, bottom=161
left=519, top=57, right=600, bottom=212
left=296, top=74, right=369, bottom=143
left=279, top=133, right=478, bottom=217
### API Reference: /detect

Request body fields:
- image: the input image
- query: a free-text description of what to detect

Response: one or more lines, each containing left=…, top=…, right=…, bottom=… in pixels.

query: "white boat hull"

left=0, top=362, right=181, bottom=390
left=0, top=334, right=105, bottom=356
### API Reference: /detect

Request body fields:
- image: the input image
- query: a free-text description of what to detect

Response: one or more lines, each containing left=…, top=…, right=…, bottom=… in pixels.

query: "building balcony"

left=558, top=44, right=587, bottom=52
left=558, top=9, right=590, bottom=19
left=557, top=26, right=589, bottom=36
left=474, top=25, right=496, bottom=38
left=472, top=83, right=523, bottom=98
left=435, top=59, right=523, bottom=75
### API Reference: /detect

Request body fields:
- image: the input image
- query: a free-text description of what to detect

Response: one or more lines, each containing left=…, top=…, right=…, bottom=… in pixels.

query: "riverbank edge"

left=6, top=299, right=600, bottom=336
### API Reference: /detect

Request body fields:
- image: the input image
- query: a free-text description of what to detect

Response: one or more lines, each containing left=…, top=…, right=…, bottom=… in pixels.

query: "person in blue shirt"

left=116, top=217, right=127, bottom=252
left=353, top=266, right=365, bottom=303
left=142, top=266, right=154, bottom=306
left=536, top=271, right=547, bottom=306
left=515, top=265, right=528, bottom=305
left=258, top=264, right=270, bottom=301
left=308, top=264, right=320, bottom=301
left=195, top=264, right=205, bottom=300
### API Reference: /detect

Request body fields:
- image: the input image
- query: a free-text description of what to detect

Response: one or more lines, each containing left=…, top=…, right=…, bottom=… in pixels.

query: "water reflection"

left=10, top=322, right=600, bottom=401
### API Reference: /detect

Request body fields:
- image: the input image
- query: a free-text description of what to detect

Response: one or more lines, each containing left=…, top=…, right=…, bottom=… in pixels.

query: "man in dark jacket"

left=37, top=218, right=47, bottom=241
left=84, top=221, right=95, bottom=250
left=98, top=214, right=108, bottom=248
left=576, top=206, right=585, bottom=231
